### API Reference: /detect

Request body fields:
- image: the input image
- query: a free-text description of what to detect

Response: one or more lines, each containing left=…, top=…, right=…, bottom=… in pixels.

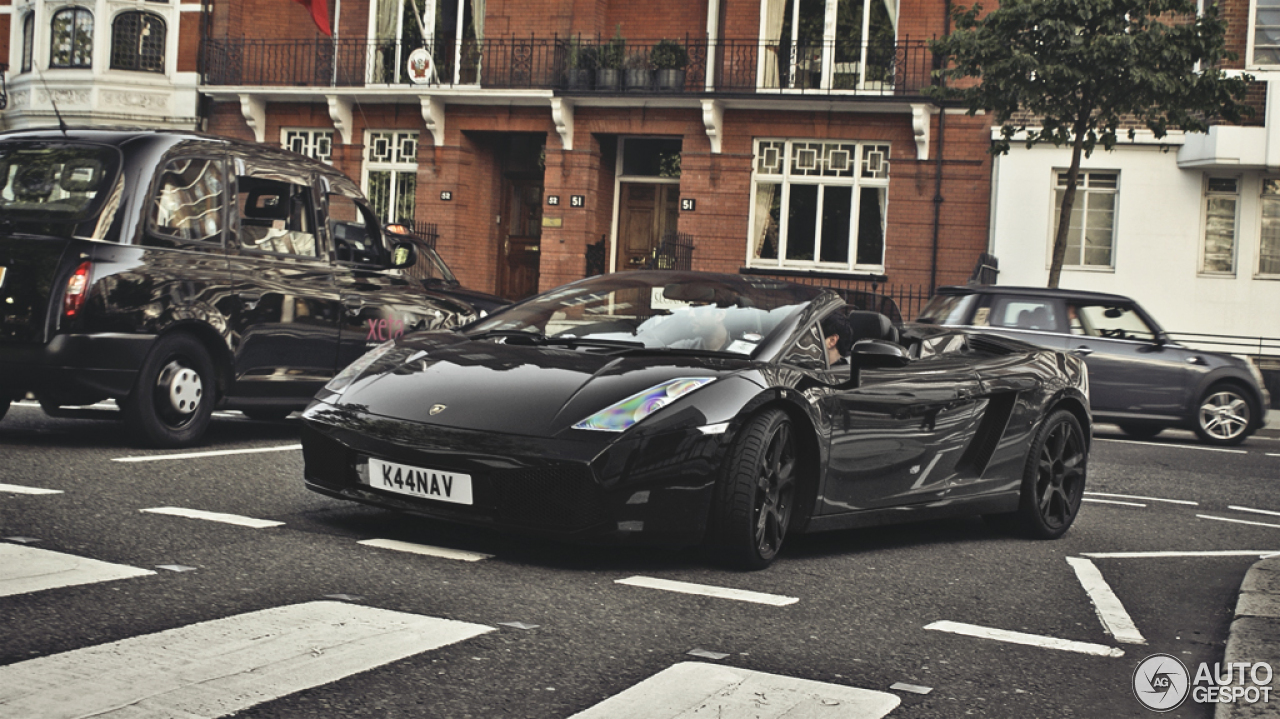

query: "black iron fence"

left=202, top=36, right=938, bottom=98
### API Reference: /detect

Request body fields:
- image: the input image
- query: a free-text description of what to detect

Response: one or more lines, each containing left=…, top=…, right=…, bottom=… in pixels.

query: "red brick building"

left=3, top=0, right=996, bottom=310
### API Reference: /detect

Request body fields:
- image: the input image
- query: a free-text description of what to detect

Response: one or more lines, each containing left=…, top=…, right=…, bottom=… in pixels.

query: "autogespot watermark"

left=1133, top=654, right=1273, bottom=712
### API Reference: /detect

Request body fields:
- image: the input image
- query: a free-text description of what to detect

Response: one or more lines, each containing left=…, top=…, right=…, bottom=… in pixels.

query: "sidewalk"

left=1218, top=557, right=1280, bottom=719
left=1260, top=410, right=1280, bottom=439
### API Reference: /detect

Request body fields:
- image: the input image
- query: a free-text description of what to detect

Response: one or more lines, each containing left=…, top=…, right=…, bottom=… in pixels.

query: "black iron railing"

left=201, top=36, right=938, bottom=98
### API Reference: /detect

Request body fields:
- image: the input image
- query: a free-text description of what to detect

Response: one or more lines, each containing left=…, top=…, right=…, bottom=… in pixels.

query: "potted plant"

left=624, top=49, right=652, bottom=92
left=565, top=36, right=593, bottom=90
left=595, top=28, right=625, bottom=91
left=651, top=39, right=688, bottom=92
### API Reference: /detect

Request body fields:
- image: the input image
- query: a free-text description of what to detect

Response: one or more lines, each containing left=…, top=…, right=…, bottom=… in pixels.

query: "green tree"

left=929, top=0, right=1252, bottom=287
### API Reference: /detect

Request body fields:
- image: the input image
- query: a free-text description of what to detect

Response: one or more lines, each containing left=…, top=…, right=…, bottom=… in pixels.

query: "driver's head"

left=821, top=314, right=853, bottom=362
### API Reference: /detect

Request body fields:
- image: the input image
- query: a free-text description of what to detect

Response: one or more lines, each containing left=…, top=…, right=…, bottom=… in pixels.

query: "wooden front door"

left=615, top=182, right=679, bottom=272
left=498, top=179, right=542, bottom=300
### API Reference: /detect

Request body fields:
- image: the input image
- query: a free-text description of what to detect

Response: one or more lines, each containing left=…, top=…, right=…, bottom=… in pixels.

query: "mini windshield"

left=467, top=272, right=824, bottom=356
left=0, top=141, right=124, bottom=229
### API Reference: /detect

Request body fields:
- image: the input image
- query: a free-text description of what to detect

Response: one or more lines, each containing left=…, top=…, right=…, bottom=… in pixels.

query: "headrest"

left=61, top=159, right=104, bottom=192
left=13, top=165, right=54, bottom=200
left=846, top=311, right=896, bottom=343
left=662, top=283, right=716, bottom=303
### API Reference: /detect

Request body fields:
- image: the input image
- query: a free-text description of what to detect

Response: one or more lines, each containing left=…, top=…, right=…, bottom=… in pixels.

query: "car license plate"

left=366, top=458, right=473, bottom=505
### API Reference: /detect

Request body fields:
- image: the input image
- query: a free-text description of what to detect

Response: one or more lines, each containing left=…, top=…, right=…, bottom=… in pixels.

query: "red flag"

left=291, top=0, right=332, bottom=36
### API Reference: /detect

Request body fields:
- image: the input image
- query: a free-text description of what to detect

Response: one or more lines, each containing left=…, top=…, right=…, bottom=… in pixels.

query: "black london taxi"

left=0, top=128, right=477, bottom=447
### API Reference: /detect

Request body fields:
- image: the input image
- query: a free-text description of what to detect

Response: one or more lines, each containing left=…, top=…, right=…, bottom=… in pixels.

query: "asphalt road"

left=2, top=401, right=1279, bottom=718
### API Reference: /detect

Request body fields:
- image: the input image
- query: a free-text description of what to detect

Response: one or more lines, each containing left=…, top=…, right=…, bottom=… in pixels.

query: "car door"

left=225, top=156, right=342, bottom=399
left=1066, top=301, right=1192, bottom=418
left=805, top=324, right=985, bottom=512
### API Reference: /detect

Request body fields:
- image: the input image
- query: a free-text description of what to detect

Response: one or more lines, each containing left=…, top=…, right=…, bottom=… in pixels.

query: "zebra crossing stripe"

left=0, top=544, right=154, bottom=598
left=0, top=601, right=493, bottom=719
left=568, top=662, right=901, bottom=719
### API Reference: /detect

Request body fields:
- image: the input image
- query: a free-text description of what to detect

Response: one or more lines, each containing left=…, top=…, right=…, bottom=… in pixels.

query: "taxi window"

left=236, top=176, right=319, bottom=259
left=329, top=193, right=385, bottom=265
left=149, top=158, right=225, bottom=246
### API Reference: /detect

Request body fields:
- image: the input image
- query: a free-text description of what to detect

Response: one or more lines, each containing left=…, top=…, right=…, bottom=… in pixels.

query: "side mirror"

left=848, top=339, right=910, bottom=369
left=389, top=241, right=417, bottom=269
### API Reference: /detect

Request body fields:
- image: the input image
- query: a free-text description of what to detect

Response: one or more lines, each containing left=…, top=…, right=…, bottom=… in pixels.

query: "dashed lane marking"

left=0, top=483, right=63, bottom=495
left=112, top=444, right=302, bottom=462
left=567, top=661, right=900, bottom=719
left=924, top=621, right=1125, bottom=658
left=0, top=544, right=154, bottom=598
left=1095, top=438, right=1248, bottom=454
left=615, top=576, right=799, bottom=606
left=1229, top=506, right=1280, bottom=518
left=358, top=538, right=493, bottom=562
left=0, top=601, right=493, bottom=719
left=1198, top=514, right=1280, bottom=530
left=1066, top=557, right=1146, bottom=645
left=1082, top=550, right=1280, bottom=559
left=1084, top=492, right=1198, bottom=506
left=140, top=506, right=284, bottom=529
left=1083, top=498, right=1147, bottom=508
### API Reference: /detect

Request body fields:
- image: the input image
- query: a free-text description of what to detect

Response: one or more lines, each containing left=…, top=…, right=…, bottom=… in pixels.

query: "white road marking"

left=1095, top=438, right=1247, bottom=454
left=1083, top=498, right=1147, bottom=508
left=15, top=401, right=239, bottom=419
left=1066, top=557, right=1146, bottom=644
left=1229, top=506, right=1280, bottom=518
left=1198, top=514, right=1280, bottom=530
left=112, top=444, right=302, bottom=462
left=0, top=483, right=63, bottom=495
left=567, top=662, right=900, bottom=719
left=615, top=576, right=799, bottom=606
left=0, top=601, right=493, bottom=718
left=358, top=538, right=493, bottom=562
left=0, top=544, right=154, bottom=598
left=140, top=506, right=284, bottom=529
left=924, top=621, right=1125, bottom=658
left=1082, top=550, right=1280, bottom=559
left=1267, top=453, right=1280, bottom=457
left=1084, top=492, right=1198, bottom=506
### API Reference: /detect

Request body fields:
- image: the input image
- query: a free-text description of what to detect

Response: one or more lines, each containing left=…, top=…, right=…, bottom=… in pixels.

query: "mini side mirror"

left=389, top=241, right=417, bottom=269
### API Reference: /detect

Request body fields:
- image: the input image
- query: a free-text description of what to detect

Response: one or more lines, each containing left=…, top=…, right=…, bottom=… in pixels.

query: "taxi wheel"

left=707, top=409, right=796, bottom=570
left=123, top=334, right=215, bottom=448
left=1194, top=384, right=1256, bottom=446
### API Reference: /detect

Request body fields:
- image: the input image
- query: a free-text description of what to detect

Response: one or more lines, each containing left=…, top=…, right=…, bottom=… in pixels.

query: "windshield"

left=467, top=272, right=824, bottom=355
left=0, top=141, right=124, bottom=232
left=916, top=293, right=975, bottom=325
left=417, top=243, right=459, bottom=284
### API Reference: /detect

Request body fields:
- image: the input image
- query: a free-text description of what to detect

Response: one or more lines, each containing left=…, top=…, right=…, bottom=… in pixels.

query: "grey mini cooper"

left=916, top=285, right=1269, bottom=446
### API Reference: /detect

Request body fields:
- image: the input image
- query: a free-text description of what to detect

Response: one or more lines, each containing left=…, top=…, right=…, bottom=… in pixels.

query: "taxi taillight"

left=63, top=261, right=93, bottom=317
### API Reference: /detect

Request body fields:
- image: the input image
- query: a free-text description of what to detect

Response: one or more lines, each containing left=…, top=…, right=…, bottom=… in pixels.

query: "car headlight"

left=325, top=340, right=397, bottom=395
left=573, top=378, right=715, bottom=432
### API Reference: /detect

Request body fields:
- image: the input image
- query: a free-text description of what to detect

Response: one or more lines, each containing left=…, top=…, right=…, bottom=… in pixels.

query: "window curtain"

left=752, top=184, right=780, bottom=259
left=374, top=0, right=399, bottom=82
left=761, top=0, right=786, bottom=88
left=470, top=0, right=484, bottom=42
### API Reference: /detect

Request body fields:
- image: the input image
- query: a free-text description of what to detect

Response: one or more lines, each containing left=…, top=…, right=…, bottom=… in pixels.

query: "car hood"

left=334, top=333, right=749, bottom=438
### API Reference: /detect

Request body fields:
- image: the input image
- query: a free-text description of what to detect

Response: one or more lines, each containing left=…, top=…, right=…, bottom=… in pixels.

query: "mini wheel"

left=122, top=334, right=215, bottom=447
left=1194, top=384, right=1255, bottom=446
left=707, top=409, right=797, bottom=570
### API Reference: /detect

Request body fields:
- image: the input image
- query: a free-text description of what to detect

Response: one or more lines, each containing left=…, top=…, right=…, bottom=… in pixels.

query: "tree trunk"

left=1047, top=114, right=1090, bottom=289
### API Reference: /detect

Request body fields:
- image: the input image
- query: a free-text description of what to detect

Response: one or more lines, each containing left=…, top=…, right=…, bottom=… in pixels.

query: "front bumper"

left=0, top=333, right=154, bottom=400
left=300, top=400, right=729, bottom=545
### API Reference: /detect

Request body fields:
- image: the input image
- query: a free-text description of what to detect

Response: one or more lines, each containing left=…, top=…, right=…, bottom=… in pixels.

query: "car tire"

left=242, top=408, right=293, bottom=421
left=1193, top=384, right=1257, bottom=446
left=122, top=334, right=215, bottom=448
left=1118, top=423, right=1163, bottom=440
left=991, top=409, right=1087, bottom=540
left=706, top=409, right=797, bottom=570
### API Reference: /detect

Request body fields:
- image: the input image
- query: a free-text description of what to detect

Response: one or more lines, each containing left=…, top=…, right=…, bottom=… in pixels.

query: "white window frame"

left=1258, top=177, right=1280, bottom=278
left=282, top=128, right=334, bottom=165
left=362, top=130, right=419, bottom=224
left=1248, top=0, right=1280, bottom=67
left=1052, top=169, right=1119, bottom=271
left=755, top=0, right=898, bottom=92
left=746, top=138, right=890, bottom=274
left=366, top=0, right=481, bottom=85
left=1200, top=175, right=1240, bottom=276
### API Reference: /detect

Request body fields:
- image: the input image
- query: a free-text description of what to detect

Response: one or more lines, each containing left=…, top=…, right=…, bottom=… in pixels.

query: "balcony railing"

left=201, top=36, right=938, bottom=98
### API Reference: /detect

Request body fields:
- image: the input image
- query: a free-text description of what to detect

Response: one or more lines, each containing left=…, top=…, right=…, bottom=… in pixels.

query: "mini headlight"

left=325, top=341, right=397, bottom=395
left=573, top=377, right=714, bottom=432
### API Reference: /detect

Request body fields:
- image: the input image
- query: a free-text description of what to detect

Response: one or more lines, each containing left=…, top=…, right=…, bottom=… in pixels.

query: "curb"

left=1216, top=556, right=1280, bottom=719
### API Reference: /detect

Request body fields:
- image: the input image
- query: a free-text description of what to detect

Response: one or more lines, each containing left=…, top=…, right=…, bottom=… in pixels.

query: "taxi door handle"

left=342, top=295, right=367, bottom=316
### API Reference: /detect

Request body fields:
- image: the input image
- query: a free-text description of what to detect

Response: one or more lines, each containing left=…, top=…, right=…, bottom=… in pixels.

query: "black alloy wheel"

left=1194, top=384, right=1255, bottom=446
left=989, top=409, right=1087, bottom=539
left=123, top=333, right=215, bottom=448
left=708, top=409, right=797, bottom=570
